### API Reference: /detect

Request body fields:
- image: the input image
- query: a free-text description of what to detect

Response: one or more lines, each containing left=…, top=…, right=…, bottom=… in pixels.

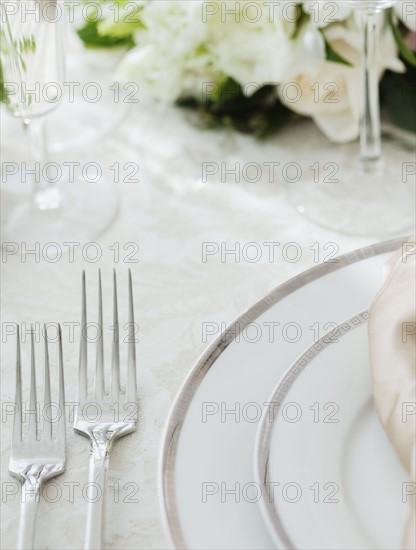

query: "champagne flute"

left=284, top=0, right=415, bottom=236
left=1, top=0, right=118, bottom=245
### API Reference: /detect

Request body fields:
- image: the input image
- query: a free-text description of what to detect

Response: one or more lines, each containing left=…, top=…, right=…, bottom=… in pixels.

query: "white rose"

left=279, top=19, right=404, bottom=143
left=199, top=1, right=294, bottom=95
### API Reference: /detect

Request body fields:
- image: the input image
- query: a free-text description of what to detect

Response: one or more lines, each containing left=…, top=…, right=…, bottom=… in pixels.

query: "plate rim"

left=158, top=237, right=408, bottom=549
left=254, top=310, right=370, bottom=550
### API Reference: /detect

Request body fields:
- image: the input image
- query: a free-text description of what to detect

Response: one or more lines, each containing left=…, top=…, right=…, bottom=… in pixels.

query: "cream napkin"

left=369, top=240, right=416, bottom=550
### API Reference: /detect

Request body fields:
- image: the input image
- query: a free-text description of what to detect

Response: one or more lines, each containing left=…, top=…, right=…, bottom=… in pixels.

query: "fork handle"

left=17, top=481, right=40, bottom=550
left=84, top=444, right=110, bottom=550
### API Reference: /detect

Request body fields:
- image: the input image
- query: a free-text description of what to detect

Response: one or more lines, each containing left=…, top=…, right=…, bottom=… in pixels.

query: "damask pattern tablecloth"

left=0, top=37, right=374, bottom=550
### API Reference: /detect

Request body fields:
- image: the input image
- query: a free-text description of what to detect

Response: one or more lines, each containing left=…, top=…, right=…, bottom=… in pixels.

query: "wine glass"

left=284, top=0, right=415, bottom=236
left=0, top=0, right=119, bottom=246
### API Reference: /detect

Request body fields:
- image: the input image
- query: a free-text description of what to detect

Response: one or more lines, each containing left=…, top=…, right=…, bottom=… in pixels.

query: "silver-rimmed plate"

left=159, top=238, right=408, bottom=550
left=254, top=312, right=409, bottom=550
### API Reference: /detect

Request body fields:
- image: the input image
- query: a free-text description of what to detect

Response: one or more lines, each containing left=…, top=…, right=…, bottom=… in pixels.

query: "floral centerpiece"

left=72, top=1, right=416, bottom=140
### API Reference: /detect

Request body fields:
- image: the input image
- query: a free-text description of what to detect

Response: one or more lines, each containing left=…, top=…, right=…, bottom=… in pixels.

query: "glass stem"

left=24, top=117, right=61, bottom=210
left=360, top=9, right=382, bottom=173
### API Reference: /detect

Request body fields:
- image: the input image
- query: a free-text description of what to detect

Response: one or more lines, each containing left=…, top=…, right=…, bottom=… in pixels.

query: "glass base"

left=283, top=126, right=416, bottom=237
left=1, top=180, right=119, bottom=247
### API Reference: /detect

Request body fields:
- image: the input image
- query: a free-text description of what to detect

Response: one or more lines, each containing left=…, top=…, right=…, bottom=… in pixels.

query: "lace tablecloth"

left=1, top=35, right=377, bottom=550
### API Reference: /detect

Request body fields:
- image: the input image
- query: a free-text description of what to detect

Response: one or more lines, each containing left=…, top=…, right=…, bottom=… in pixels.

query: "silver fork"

left=74, top=270, right=138, bottom=550
left=9, top=324, right=65, bottom=550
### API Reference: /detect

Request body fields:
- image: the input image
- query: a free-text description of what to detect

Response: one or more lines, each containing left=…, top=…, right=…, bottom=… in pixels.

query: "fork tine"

left=43, top=324, right=52, bottom=440
left=111, top=269, right=120, bottom=400
left=78, top=270, right=88, bottom=404
left=95, top=270, right=105, bottom=400
left=12, top=324, right=22, bottom=446
left=57, top=323, right=66, bottom=445
left=127, top=269, right=137, bottom=402
left=29, top=325, right=38, bottom=441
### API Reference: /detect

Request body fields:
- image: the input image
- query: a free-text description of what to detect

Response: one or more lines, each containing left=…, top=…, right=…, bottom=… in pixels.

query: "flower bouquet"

left=73, top=1, right=416, bottom=141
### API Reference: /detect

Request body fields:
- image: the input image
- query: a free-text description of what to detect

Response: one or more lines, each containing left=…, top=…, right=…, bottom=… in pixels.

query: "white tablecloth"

left=1, top=31, right=378, bottom=550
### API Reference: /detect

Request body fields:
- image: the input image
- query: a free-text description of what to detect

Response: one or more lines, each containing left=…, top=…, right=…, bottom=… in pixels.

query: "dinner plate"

left=254, top=312, right=410, bottom=550
left=159, top=237, right=408, bottom=550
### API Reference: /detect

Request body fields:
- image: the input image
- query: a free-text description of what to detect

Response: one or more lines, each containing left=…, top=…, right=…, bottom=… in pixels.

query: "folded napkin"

left=369, top=240, right=416, bottom=550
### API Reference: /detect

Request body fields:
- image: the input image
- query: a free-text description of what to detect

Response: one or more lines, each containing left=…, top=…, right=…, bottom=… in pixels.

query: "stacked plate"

left=159, top=238, right=410, bottom=550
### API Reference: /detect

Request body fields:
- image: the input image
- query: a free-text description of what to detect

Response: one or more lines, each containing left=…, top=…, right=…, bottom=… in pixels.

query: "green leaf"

left=77, top=20, right=135, bottom=49
left=211, top=78, right=243, bottom=109
left=322, top=34, right=353, bottom=66
left=292, top=4, right=309, bottom=40
left=77, top=0, right=144, bottom=48
left=381, top=67, right=416, bottom=133
left=178, top=84, right=296, bottom=139
left=97, top=17, right=144, bottom=39
left=389, top=11, right=416, bottom=68
left=96, top=1, right=145, bottom=38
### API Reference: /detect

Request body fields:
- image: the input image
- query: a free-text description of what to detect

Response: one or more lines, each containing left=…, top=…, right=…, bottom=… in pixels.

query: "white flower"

left=115, top=0, right=406, bottom=143
left=117, top=1, right=221, bottom=102
left=207, top=1, right=293, bottom=91
left=116, top=0, right=293, bottom=102
left=279, top=18, right=404, bottom=143
left=302, top=1, right=352, bottom=28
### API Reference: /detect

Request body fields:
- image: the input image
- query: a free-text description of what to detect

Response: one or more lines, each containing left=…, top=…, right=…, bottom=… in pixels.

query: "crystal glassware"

left=284, top=0, right=415, bottom=236
left=1, top=0, right=118, bottom=246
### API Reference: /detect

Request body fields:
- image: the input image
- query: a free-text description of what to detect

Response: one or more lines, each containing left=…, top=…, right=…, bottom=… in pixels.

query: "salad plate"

left=254, top=312, right=409, bottom=549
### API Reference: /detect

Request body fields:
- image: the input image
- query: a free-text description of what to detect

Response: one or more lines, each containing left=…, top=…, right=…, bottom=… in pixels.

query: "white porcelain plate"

left=254, top=312, right=410, bottom=550
left=159, top=238, right=408, bottom=549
